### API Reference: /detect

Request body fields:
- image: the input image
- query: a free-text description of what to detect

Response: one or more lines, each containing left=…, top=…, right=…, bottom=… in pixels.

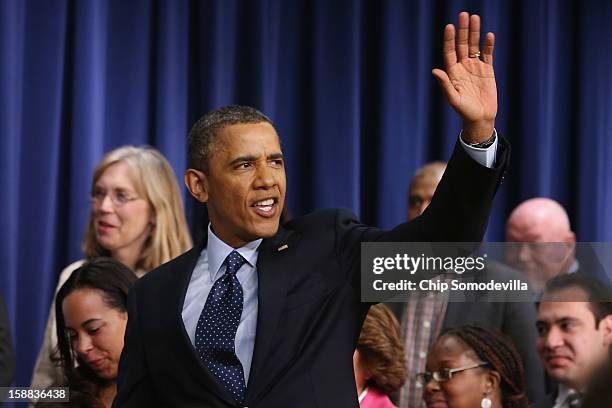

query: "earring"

left=481, top=395, right=492, bottom=408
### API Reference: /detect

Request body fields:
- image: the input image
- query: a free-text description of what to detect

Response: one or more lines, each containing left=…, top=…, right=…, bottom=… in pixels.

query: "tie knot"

left=224, top=250, right=247, bottom=276
left=566, top=393, right=584, bottom=408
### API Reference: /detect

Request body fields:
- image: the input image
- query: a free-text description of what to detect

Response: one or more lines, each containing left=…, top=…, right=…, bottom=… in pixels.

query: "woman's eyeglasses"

left=90, top=188, right=141, bottom=207
left=416, top=362, right=489, bottom=385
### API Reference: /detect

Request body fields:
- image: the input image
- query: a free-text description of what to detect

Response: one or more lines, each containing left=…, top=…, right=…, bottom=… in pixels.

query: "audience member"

left=406, top=161, right=446, bottom=221
left=36, top=258, right=137, bottom=408
left=0, top=294, right=16, bottom=390
left=393, top=161, right=544, bottom=408
left=31, top=146, right=192, bottom=390
left=582, top=360, right=612, bottom=408
left=420, top=325, right=529, bottom=408
left=506, top=198, right=578, bottom=292
left=534, top=274, right=612, bottom=408
left=355, top=304, right=407, bottom=407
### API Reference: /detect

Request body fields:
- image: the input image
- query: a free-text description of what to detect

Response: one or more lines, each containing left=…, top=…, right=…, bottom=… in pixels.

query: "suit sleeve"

left=335, top=137, right=509, bottom=289
left=113, top=284, right=157, bottom=407
left=0, top=296, right=15, bottom=387
left=502, top=302, right=546, bottom=405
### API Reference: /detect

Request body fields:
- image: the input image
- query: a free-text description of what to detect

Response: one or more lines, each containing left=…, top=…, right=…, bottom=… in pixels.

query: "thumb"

left=432, top=68, right=459, bottom=108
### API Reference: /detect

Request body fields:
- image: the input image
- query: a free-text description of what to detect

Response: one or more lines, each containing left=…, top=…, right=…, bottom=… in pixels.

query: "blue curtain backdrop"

left=1, top=0, right=611, bottom=388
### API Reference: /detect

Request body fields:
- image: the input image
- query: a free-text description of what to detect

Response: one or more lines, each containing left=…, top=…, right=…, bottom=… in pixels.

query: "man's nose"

left=254, top=163, right=276, bottom=188
left=417, top=199, right=431, bottom=216
left=517, top=243, right=532, bottom=262
left=543, top=326, right=564, bottom=349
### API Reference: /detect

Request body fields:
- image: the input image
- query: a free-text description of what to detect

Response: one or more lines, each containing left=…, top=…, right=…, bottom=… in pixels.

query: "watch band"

left=466, top=133, right=496, bottom=148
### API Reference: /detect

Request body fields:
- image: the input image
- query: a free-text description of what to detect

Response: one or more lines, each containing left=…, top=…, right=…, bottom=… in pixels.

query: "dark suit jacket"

left=0, top=295, right=16, bottom=389
left=530, top=391, right=555, bottom=408
left=114, top=139, right=508, bottom=408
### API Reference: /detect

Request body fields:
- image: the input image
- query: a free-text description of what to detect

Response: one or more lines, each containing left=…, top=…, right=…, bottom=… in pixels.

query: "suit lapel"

left=161, top=234, right=240, bottom=406
left=246, top=226, right=299, bottom=400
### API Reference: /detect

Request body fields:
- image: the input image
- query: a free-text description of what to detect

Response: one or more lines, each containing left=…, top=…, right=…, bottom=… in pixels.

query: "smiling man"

left=115, top=12, right=509, bottom=408
left=535, top=274, right=612, bottom=408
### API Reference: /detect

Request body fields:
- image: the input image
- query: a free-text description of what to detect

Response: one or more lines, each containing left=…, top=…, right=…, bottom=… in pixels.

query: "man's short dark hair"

left=187, top=105, right=273, bottom=171
left=540, top=274, right=612, bottom=326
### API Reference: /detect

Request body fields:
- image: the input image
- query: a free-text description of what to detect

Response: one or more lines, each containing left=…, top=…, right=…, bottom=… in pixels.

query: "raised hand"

left=432, top=12, right=497, bottom=143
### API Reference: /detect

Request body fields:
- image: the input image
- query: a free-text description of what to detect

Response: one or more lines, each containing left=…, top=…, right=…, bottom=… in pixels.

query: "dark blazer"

left=530, top=391, right=555, bottom=408
left=0, top=295, right=15, bottom=388
left=114, top=139, right=508, bottom=408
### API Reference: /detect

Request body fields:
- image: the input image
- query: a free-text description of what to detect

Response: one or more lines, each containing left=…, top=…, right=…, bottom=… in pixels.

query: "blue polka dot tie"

left=195, top=250, right=247, bottom=405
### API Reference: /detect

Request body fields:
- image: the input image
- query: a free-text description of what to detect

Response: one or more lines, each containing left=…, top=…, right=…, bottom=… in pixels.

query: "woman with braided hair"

left=419, top=325, right=529, bottom=408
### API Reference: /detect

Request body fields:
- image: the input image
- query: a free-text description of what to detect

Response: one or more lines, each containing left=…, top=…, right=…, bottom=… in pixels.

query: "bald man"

left=505, top=198, right=578, bottom=292
left=391, top=162, right=545, bottom=408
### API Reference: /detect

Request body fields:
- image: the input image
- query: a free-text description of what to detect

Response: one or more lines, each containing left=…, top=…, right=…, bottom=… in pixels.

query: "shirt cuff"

left=459, top=128, right=498, bottom=168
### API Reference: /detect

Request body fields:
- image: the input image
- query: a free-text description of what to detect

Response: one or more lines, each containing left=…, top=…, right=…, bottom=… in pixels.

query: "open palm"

left=433, top=12, right=497, bottom=142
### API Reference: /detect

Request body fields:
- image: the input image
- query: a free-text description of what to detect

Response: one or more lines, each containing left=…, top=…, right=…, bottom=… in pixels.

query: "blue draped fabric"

left=1, top=0, right=611, bottom=390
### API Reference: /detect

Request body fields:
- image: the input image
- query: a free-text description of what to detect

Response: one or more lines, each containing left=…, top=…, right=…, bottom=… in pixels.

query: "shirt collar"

left=358, top=386, right=369, bottom=403
left=555, top=384, right=577, bottom=408
left=207, top=223, right=262, bottom=281
left=567, top=259, right=580, bottom=274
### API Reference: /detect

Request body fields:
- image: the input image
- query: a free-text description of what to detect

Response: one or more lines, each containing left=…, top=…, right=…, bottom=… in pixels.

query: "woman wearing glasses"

left=419, top=326, right=528, bottom=408
left=31, top=146, right=192, bottom=391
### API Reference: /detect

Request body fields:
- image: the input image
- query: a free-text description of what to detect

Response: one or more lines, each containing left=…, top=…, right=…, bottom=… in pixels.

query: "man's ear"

left=184, top=168, right=209, bottom=203
left=599, top=315, right=612, bottom=347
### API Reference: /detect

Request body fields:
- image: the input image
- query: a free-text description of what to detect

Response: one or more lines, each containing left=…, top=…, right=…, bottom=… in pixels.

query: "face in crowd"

left=407, top=162, right=446, bottom=221
left=91, top=161, right=154, bottom=263
left=186, top=121, right=287, bottom=247
left=423, top=334, right=500, bottom=408
left=505, top=198, right=576, bottom=291
left=62, top=288, right=128, bottom=380
left=536, top=286, right=612, bottom=391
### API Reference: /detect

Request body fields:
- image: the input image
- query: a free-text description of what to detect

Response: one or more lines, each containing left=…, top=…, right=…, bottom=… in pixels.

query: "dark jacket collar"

left=169, top=224, right=298, bottom=405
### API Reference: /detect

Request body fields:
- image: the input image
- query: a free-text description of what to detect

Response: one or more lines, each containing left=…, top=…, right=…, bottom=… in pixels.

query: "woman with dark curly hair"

left=420, top=325, right=529, bottom=408
left=354, top=304, right=407, bottom=407
left=43, top=258, right=137, bottom=407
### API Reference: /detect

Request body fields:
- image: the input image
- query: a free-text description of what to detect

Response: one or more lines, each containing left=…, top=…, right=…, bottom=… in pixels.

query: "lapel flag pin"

left=277, top=244, right=289, bottom=252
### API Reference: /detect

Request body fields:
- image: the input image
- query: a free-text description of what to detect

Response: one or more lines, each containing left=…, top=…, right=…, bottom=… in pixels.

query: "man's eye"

left=269, top=159, right=283, bottom=167
left=536, top=325, right=547, bottom=336
left=409, top=197, right=423, bottom=207
left=237, top=162, right=252, bottom=169
left=560, top=322, right=575, bottom=332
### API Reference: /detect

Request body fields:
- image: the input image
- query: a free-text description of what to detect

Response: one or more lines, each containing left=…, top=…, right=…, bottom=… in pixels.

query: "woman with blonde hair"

left=31, top=145, right=192, bottom=390
left=354, top=304, right=407, bottom=407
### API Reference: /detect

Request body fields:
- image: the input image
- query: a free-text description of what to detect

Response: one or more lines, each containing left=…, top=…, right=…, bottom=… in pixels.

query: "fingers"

left=442, top=24, right=457, bottom=69
left=432, top=69, right=459, bottom=107
left=468, top=14, right=481, bottom=57
left=456, top=11, right=469, bottom=60
left=482, top=32, right=495, bottom=65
